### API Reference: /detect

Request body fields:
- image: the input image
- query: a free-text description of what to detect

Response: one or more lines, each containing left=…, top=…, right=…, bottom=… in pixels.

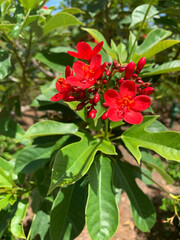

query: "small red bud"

left=108, top=62, right=111, bottom=66
left=89, top=109, right=96, bottom=119
left=124, top=61, right=135, bottom=79
left=103, top=62, right=108, bottom=67
left=65, top=65, right=71, bottom=78
left=76, top=102, right=86, bottom=111
left=102, top=79, right=107, bottom=84
left=113, top=60, right=117, bottom=66
left=119, top=67, right=125, bottom=73
left=137, top=79, right=144, bottom=84
left=118, top=78, right=125, bottom=84
left=94, top=93, right=100, bottom=104
left=140, top=87, right=154, bottom=95
left=103, top=102, right=109, bottom=108
left=64, top=95, right=76, bottom=102
left=136, top=57, right=146, bottom=74
left=79, top=92, right=85, bottom=98
left=106, top=70, right=111, bottom=76
left=132, top=73, right=138, bottom=78
left=101, top=112, right=108, bottom=120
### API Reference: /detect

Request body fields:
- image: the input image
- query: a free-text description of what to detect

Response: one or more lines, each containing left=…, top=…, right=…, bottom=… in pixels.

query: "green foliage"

left=122, top=116, right=180, bottom=163
left=86, top=155, right=119, bottom=240
left=0, top=0, right=180, bottom=239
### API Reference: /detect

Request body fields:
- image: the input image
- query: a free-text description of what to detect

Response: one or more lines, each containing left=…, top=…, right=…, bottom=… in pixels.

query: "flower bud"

left=113, top=60, right=117, bottom=66
left=76, top=102, right=86, bottom=111
left=103, top=102, right=109, bottom=108
left=118, top=78, right=125, bottom=84
left=136, top=57, right=146, bottom=74
left=132, top=73, right=138, bottom=78
left=94, top=93, right=100, bottom=104
left=140, top=87, right=154, bottom=95
left=106, top=70, right=111, bottom=76
left=101, top=112, right=108, bottom=120
left=89, top=109, right=96, bottom=119
left=119, top=67, right=125, bottom=73
left=102, top=79, right=107, bottom=84
left=64, top=95, right=76, bottom=102
left=65, top=65, right=71, bottom=78
left=124, top=61, right=135, bottom=79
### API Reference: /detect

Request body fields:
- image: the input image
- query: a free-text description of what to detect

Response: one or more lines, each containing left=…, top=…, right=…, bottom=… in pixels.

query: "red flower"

left=104, top=80, right=151, bottom=124
left=51, top=66, right=73, bottom=101
left=67, top=41, right=103, bottom=63
left=66, top=55, right=103, bottom=89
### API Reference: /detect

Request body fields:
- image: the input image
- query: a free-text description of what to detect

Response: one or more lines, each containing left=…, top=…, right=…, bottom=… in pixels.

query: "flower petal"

left=131, top=95, right=151, bottom=111
left=119, top=80, right=136, bottom=98
left=72, top=61, right=86, bottom=77
left=67, top=51, right=81, bottom=59
left=90, top=54, right=102, bottom=71
left=107, top=108, right=124, bottom=122
left=76, top=41, right=92, bottom=59
left=51, top=93, right=63, bottom=101
left=124, top=110, right=143, bottom=124
left=65, top=65, right=71, bottom=78
left=66, top=76, right=95, bottom=89
left=91, top=41, right=103, bottom=58
left=104, top=89, right=120, bottom=107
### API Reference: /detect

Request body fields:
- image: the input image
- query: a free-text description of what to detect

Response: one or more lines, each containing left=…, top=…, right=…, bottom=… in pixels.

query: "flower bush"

left=0, top=0, right=180, bottom=240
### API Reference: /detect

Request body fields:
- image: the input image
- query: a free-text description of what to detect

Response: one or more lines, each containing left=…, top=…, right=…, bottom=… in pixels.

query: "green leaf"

left=10, top=199, right=28, bottom=239
left=117, top=42, right=127, bottom=64
left=30, top=210, right=50, bottom=240
left=0, top=167, right=13, bottom=188
left=141, top=151, right=174, bottom=184
left=132, top=27, right=178, bottom=62
left=145, top=120, right=167, bottom=132
left=14, top=136, right=69, bottom=174
left=130, top=4, right=159, bottom=28
left=18, top=0, right=42, bottom=10
left=121, top=116, right=180, bottom=163
left=49, top=133, right=117, bottom=192
left=0, top=194, right=16, bottom=211
left=115, top=161, right=156, bottom=232
left=86, top=155, right=119, bottom=240
left=50, top=181, right=86, bottom=240
left=110, top=120, right=124, bottom=129
left=133, top=40, right=180, bottom=62
left=48, top=133, right=99, bottom=191
left=34, top=51, right=73, bottom=73
left=141, top=60, right=180, bottom=77
left=43, top=12, right=83, bottom=34
left=17, top=120, right=78, bottom=142
left=82, top=28, right=114, bottom=58
left=0, top=202, right=18, bottom=238
left=0, top=24, right=15, bottom=33
left=0, top=157, right=13, bottom=172
left=61, top=7, right=84, bottom=14
left=0, top=50, right=11, bottom=80
left=98, top=139, right=117, bottom=155
left=128, top=31, right=137, bottom=59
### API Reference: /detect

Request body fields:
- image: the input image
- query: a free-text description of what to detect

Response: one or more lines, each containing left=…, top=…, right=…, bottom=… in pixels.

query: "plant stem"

left=127, top=0, right=154, bottom=61
left=104, top=119, right=109, bottom=138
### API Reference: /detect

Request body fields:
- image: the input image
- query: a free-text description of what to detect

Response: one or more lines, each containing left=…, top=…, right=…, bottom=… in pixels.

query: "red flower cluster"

left=51, top=41, right=154, bottom=124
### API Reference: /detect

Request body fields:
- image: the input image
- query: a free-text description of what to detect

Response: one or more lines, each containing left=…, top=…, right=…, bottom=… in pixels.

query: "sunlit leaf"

left=86, top=155, right=119, bottom=240
left=122, top=116, right=180, bottom=163
left=43, top=12, right=83, bottom=34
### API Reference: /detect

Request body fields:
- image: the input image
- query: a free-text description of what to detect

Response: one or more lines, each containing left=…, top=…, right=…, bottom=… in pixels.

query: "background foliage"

left=0, top=0, right=180, bottom=239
